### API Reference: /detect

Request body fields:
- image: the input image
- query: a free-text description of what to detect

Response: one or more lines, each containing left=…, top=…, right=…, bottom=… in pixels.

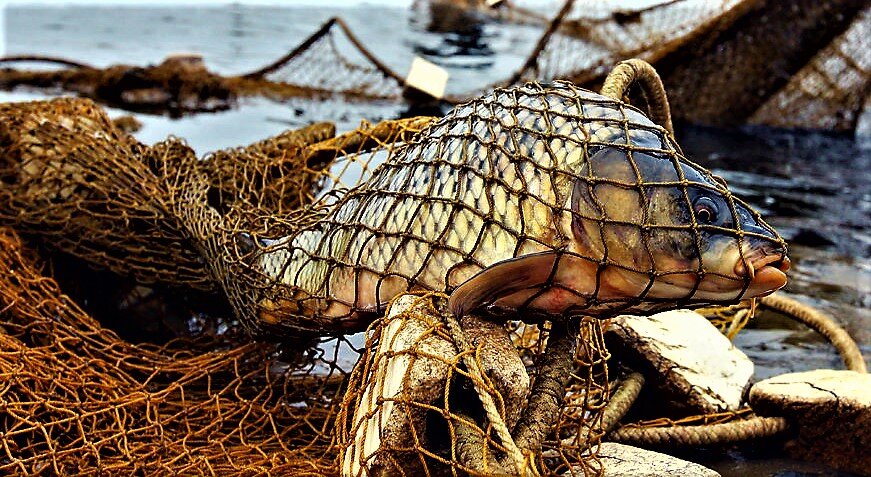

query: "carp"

left=250, top=81, right=789, bottom=333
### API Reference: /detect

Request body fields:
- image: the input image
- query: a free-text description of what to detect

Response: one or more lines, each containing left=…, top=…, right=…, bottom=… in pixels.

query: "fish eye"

left=693, top=196, right=719, bottom=225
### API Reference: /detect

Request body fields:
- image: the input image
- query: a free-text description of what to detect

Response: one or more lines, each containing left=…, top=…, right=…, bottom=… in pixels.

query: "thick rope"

left=608, top=415, right=789, bottom=447
left=511, top=325, right=576, bottom=455
left=600, top=59, right=675, bottom=136
left=599, top=372, right=645, bottom=435
left=760, top=294, right=867, bottom=373
left=443, top=312, right=538, bottom=477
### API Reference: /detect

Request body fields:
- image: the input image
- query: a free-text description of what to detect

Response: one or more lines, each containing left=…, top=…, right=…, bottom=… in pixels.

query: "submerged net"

left=0, top=72, right=787, bottom=475
left=0, top=55, right=236, bottom=115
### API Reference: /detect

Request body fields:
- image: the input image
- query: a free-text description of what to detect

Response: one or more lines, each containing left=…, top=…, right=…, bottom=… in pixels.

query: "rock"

left=609, top=309, right=754, bottom=413
left=749, top=369, right=871, bottom=476
left=596, top=442, right=721, bottom=476
left=341, top=294, right=529, bottom=477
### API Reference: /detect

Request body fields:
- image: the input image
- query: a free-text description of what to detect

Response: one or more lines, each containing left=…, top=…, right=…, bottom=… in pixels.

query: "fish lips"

left=735, top=248, right=791, bottom=297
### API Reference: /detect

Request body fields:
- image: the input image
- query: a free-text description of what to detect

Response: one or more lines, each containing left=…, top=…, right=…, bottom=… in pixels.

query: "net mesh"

left=0, top=226, right=342, bottom=475
left=0, top=76, right=786, bottom=475
left=0, top=98, right=213, bottom=290
left=241, top=18, right=405, bottom=101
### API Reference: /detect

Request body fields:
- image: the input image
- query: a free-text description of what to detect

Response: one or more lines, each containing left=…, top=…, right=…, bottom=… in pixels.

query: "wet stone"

left=749, top=369, right=871, bottom=476
left=609, top=309, right=754, bottom=414
left=597, top=442, right=721, bottom=477
left=342, top=294, right=529, bottom=477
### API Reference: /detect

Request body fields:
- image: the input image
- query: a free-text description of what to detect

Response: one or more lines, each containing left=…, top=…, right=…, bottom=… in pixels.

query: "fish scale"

left=253, top=81, right=680, bottom=329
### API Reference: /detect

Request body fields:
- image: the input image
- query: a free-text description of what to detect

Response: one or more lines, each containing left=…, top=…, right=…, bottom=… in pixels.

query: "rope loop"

left=601, top=59, right=675, bottom=136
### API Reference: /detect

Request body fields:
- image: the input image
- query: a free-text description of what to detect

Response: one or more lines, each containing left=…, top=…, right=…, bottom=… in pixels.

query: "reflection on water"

left=3, top=4, right=869, bottom=475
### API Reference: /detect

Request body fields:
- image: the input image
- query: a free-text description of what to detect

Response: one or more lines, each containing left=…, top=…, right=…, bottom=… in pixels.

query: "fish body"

left=252, top=81, right=788, bottom=333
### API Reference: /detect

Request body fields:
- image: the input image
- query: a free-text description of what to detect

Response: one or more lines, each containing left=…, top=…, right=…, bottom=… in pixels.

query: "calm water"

left=3, top=5, right=869, bottom=476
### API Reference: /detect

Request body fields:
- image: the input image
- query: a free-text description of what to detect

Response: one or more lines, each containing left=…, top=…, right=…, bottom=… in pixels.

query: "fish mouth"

left=734, top=251, right=791, bottom=297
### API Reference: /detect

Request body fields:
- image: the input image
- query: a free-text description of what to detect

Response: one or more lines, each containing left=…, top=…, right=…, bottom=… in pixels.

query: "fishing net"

left=3, top=0, right=868, bottom=130
left=0, top=97, right=431, bottom=293
left=0, top=98, right=213, bottom=290
left=0, top=226, right=343, bottom=475
left=748, top=6, right=871, bottom=132
left=473, top=0, right=870, bottom=133
left=239, top=17, right=405, bottom=101
left=0, top=18, right=407, bottom=115
left=225, top=79, right=785, bottom=340
left=505, top=0, right=744, bottom=86
left=0, top=70, right=788, bottom=475
left=0, top=96, right=612, bottom=474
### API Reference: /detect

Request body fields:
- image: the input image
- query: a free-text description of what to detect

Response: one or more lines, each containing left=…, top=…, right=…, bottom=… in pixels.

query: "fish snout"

left=734, top=237, right=790, bottom=296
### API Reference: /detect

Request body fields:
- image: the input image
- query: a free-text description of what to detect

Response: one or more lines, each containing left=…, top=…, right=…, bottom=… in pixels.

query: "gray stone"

left=610, top=310, right=754, bottom=413
left=341, top=294, right=529, bottom=477
left=749, top=369, right=871, bottom=476
left=597, top=442, right=721, bottom=476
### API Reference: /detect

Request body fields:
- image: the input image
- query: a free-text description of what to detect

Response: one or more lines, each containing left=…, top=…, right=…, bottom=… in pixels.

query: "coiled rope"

left=759, top=294, right=867, bottom=373
left=444, top=312, right=539, bottom=477
left=608, top=415, right=790, bottom=446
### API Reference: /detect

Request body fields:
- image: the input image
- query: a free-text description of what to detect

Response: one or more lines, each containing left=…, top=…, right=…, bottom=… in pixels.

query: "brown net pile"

left=0, top=98, right=212, bottom=290
left=0, top=226, right=346, bottom=475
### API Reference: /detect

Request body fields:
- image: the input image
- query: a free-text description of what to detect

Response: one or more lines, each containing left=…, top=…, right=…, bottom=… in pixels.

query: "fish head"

left=568, top=146, right=789, bottom=309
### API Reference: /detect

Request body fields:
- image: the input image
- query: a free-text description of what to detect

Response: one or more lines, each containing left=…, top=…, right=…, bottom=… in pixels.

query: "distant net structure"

left=488, top=0, right=870, bottom=133
left=1, top=0, right=867, bottom=131
left=239, top=17, right=406, bottom=101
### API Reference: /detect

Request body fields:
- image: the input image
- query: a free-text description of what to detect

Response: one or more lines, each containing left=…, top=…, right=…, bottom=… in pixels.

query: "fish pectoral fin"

left=448, top=252, right=560, bottom=317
